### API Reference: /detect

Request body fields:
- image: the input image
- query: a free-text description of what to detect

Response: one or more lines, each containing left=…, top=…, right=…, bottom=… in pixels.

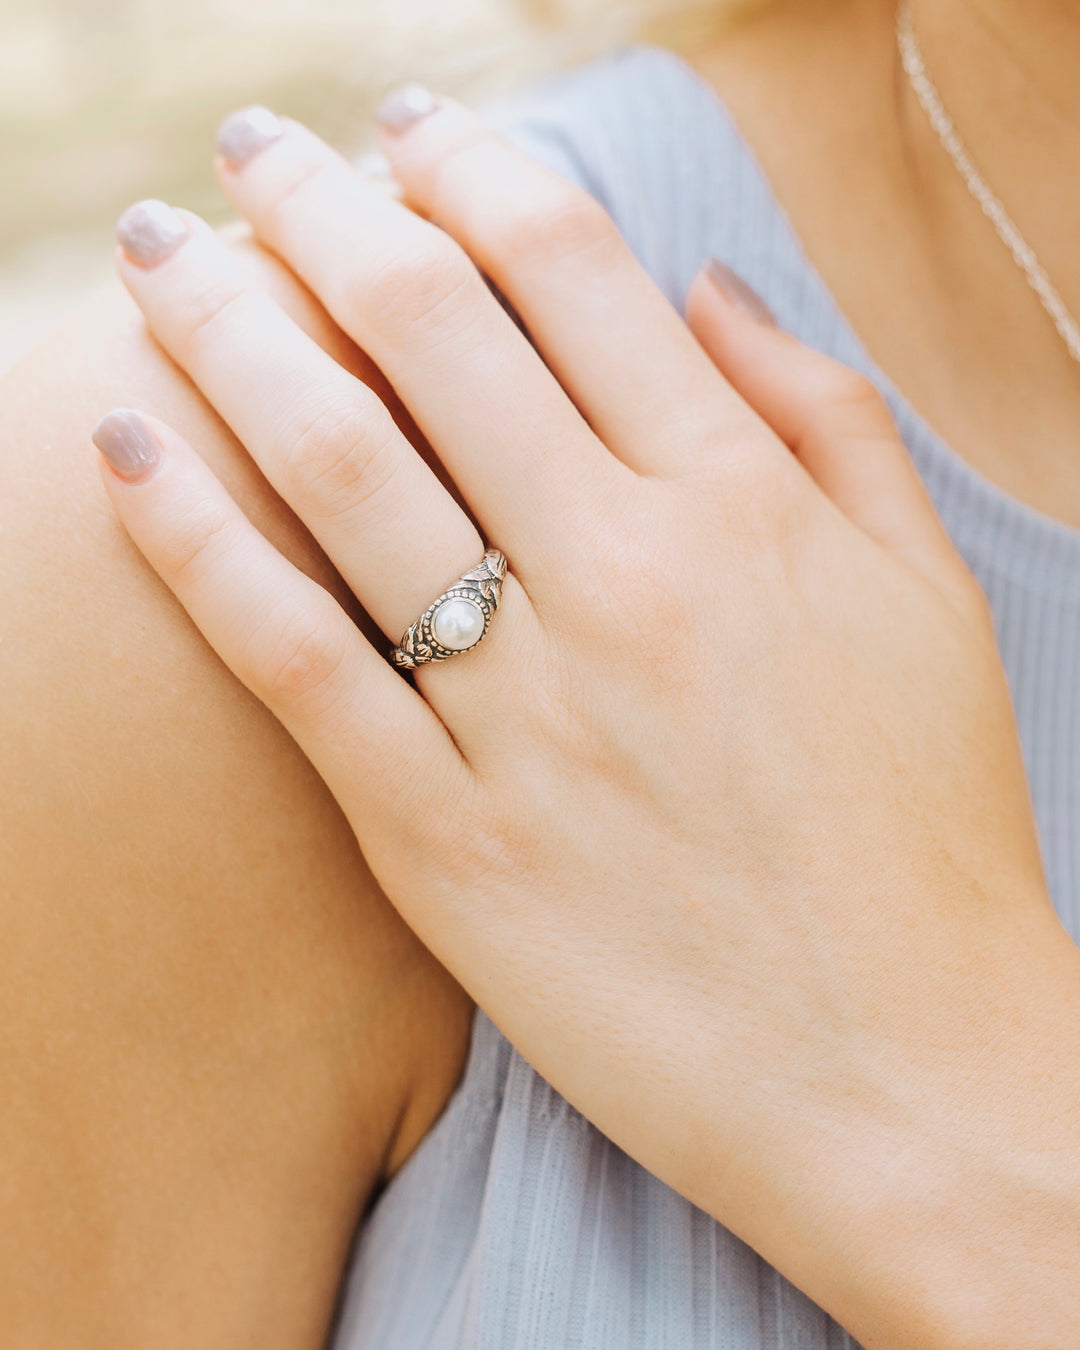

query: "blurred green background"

left=0, top=0, right=672, bottom=370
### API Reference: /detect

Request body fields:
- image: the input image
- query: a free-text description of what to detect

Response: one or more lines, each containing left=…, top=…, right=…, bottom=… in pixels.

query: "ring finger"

left=113, top=202, right=533, bottom=705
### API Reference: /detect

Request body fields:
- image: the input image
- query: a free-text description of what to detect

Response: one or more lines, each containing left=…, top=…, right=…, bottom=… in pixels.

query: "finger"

left=684, top=264, right=982, bottom=609
left=113, top=200, right=487, bottom=654
left=213, top=107, right=625, bottom=562
left=355, top=148, right=405, bottom=201
left=374, top=87, right=787, bottom=481
left=90, top=407, right=465, bottom=815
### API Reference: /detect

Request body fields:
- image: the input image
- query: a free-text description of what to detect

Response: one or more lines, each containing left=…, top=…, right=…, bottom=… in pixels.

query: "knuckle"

left=621, top=573, right=689, bottom=662
left=157, top=499, right=237, bottom=585
left=704, top=434, right=806, bottom=539
left=244, top=599, right=351, bottom=712
left=660, top=396, right=804, bottom=540
left=798, top=361, right=914, bottom=489
left=358, top=238, right=481, bottom=340
left=813, top=362, right=893, bottom=427
left=587, top=519, right=695, bottom=663
left=487, top=182, right=618, bottom=270
left=175, top=277, right=252, bottom=357
left=262, top=158, right=327, bottom=233
left=667, top=397, right=766, bottom=475
left=279, top=394, right=399, bottom=517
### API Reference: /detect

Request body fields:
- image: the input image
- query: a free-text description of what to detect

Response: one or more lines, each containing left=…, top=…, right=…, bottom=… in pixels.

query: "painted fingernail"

left=116, top=199, right=188, bottom=269
left=703, top=257, right=777, bottom=326
left=217, top=105, right=284, bottom=170
left=92, top=408, right=162, bottom=482
left=376, top=83, right=440, bottom=133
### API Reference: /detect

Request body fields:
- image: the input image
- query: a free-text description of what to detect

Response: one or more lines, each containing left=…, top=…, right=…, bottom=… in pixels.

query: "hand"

left=92, top=93, right=1080, bottom=1347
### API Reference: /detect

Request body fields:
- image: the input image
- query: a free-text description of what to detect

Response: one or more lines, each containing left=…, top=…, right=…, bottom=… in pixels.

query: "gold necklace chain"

left=897, top=0, right=1080, bottom=364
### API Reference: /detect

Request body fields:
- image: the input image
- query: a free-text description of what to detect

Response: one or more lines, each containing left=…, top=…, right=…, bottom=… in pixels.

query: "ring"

left=391, top=549, right=508, bottom=669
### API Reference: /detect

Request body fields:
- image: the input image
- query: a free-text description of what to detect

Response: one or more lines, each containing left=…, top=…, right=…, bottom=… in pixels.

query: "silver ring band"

left=391, top=549, right=507, bottom=669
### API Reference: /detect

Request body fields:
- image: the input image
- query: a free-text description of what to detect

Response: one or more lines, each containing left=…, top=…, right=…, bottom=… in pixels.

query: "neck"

left=683, top=0, right=1080, bottom=526
left=899, top=0, right=1080, bottom=286
left=915, top=0, right=1080, bottom=129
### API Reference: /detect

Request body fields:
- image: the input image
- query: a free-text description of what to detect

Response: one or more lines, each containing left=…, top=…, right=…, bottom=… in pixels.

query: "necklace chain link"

left=897, top=0, right=1080, bottom=364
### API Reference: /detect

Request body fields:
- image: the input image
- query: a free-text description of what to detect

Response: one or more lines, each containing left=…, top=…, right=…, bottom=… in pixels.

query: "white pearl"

left=432, top=597, right=485, bottom=651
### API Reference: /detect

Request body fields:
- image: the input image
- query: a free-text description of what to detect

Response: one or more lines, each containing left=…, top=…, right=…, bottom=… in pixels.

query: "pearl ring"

left=391, top=549, right=507, bottom=669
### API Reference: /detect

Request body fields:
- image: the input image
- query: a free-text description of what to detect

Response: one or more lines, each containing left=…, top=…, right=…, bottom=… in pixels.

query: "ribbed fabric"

left=330, top=42, right=1080, bottom=1349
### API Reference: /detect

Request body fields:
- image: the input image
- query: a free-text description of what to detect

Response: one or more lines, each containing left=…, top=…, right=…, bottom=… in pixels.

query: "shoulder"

left=478, top=43, right=759, bottom=307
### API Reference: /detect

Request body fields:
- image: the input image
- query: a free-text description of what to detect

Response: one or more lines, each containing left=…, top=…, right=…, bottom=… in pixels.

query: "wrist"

left=801, top=914, right=1080, bottom=1347
left=680, top=902, right=1080, bottom=1348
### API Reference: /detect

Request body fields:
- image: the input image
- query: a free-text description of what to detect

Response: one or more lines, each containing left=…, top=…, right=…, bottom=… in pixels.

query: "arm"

left=0, top=233, right=472, bottom=1347
left=97, top=94, right=1080, bottom=1349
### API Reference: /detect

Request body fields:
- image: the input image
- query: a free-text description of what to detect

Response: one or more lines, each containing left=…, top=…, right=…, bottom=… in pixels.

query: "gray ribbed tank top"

left=331, top=41, right=1080, bottom=1349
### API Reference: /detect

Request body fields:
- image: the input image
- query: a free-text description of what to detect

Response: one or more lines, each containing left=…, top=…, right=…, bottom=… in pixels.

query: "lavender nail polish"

left=116, top=199, right=188, bottom=269
left=92, top=409, right=162, bottom=482
left=375, top=83, right=439, bottom=133
left=703, top=257, right=777, bottom=326
left=216, top=105, right=284, bottom=170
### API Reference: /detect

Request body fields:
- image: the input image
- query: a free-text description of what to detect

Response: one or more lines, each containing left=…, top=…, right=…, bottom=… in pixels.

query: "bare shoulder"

left=0, top=238, right=472, bottom=1345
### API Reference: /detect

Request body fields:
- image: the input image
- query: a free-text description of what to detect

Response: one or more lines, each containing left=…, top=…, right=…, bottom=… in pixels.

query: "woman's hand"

left=92, top=93, right=1080, bottom=1347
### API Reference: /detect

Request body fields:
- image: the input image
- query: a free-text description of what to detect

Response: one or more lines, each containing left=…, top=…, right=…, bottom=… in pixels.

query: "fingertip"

left=216, top=105, right=285, bottom=172
left=115, top=199, right=190, bottom=270
left=373, top=90, right=474, bottom=170
left=374, top=83, right=441, bottom=136
left=700, top=258, right=777, bottom=326
left=92, top=408, right=165, bottom=484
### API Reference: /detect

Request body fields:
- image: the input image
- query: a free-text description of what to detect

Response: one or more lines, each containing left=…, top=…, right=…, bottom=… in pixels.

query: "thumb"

left=685, top=259, right=980, bottom=614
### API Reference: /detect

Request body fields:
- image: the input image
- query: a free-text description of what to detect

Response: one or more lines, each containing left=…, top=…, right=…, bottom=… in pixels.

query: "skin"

left=0, top=237, right=473, bottom=1347
left=0, top=0, right=1077, bottom=1344
left=97, top=65, right=1080, bottom=1350
left=689, top=0, right=1080, bottom=527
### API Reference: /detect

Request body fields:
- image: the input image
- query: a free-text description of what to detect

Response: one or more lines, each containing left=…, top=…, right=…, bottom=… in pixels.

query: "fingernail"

left=217, top=105, right=284, bottom=170
left=92, top=409, right=162, bottom=482
left=376, top=83, right=440, bottom=133
left=703, top=257, right=777, bottom=326
left=117, top=199, right=188, bottom=269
